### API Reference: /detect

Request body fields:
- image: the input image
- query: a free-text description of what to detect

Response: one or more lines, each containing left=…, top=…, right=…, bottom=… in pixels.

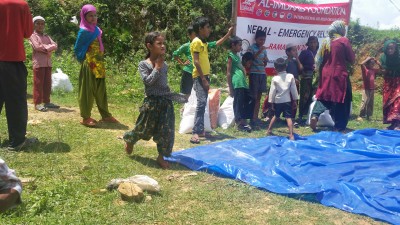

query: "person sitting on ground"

left=266, top=58, right=299, bottom=140
left=226, top=37, right=254, bottom=132
left=0, top=158, right=22, bottom=213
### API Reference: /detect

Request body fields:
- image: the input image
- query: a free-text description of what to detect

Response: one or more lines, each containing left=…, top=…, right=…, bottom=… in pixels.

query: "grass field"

left=0, top=52, right=388, bottom=224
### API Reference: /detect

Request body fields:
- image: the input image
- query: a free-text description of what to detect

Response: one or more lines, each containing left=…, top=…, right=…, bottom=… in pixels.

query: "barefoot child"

left=123, top=31, right=185, bottom=169
left=74, top=4, right=118, bottom=127
left=29, top=16, right=59, bottom=112
left=226, top=36, right=254, bottom=132
left=266, top=58, right=299, bottom=140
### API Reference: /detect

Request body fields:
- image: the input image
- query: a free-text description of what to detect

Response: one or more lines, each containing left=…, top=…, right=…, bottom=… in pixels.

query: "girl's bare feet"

left=156, top=155, right=170, bottom=169
left=124, top=142, right=133, bottom=155
left=289, top=135, right=295, bottom=141
left=266, top=130, right=273, bottom=135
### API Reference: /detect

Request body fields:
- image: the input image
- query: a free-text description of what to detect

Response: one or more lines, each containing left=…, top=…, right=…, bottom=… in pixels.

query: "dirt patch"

left=27, top=103, right=79, bottom=122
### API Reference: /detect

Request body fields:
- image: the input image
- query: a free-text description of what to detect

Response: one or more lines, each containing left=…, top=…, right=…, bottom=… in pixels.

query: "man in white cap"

left=0, top=0, right=37, bottom=151
left=29, top=16, right=59, bottom=112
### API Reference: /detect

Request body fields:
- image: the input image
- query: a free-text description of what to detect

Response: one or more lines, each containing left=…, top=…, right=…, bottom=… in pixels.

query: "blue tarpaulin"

left=166, top=129, right=400, bottom=224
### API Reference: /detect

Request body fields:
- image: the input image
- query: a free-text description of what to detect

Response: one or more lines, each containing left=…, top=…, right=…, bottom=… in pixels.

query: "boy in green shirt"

left=173, top=26, right=196, bottom=99
left=226, top=36, right=254, bottom=132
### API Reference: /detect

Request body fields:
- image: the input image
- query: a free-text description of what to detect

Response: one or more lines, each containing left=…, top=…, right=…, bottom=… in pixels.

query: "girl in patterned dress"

left=74, top=4, right=118, bottom=127
left=124, top=31, right=186, bottom=169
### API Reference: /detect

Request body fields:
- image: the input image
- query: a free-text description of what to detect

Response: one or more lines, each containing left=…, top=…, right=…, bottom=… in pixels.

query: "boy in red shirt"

left=0, top=0, right=37, bottom=150
left=357, top=57, right=382, bottom=121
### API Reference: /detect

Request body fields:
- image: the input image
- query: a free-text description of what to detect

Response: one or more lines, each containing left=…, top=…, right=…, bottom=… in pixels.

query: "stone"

left=117, top=182, right=144, bottom=202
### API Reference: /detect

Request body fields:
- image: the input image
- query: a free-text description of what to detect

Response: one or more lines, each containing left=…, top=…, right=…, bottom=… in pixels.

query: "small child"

left=189, top=17, right=232, bottom=144
left=74, top=4, right=118, bottom=127
left=226, top=37, right=254, bottom=132
left=173, top=26, right=197, bottom=99
left=248, top=30, right=269, bottom=128
left=285, top=43, right=303, bottom=126
left=266, top=58, right=299, bottom=140
left=298, top=36, right=319, bottom=123
left=29, top=16, right=59, bottom=112
left=357, top=57, right=382, bottom=120
left=124, top=31, right=185, bottom=169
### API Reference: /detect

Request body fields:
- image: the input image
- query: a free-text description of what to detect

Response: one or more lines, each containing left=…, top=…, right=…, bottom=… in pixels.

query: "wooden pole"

left=348, top=0, right=353, bottom=24
left=231, top=0, right=237, bottom=35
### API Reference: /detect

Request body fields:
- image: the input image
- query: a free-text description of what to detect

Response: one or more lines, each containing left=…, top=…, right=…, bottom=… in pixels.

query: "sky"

left=314, top=0, right=400, bottom=29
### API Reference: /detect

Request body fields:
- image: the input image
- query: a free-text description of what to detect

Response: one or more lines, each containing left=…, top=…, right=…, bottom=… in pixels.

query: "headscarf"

left=79, top=4, right=104, bottom=52
left=380, top=40, right=400, bottom=73
left=315, top=20, right=346, bottom=69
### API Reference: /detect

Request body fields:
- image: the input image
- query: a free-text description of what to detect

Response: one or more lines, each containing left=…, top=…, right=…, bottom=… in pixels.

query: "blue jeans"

left=192, top=76, right=210, bottom=134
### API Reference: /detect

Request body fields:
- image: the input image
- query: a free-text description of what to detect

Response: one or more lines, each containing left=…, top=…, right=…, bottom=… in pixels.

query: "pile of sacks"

left=179, top=91, right=352, bottom=132
left=179, top=89, right=236, bottom=133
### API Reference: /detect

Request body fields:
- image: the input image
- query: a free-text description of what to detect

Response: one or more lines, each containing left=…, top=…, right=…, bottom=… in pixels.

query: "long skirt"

left=123, top=96, right=175, bottom=157
left=383, top=76, right=400, bottom=124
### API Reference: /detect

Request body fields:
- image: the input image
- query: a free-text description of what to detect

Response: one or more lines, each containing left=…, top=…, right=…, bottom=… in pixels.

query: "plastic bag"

left=217, top=96, right=235, bottom=129
left=306, top=95, right=352, bottom=127
left=179, top=88, right=213, bottom=134
left=306, top=95, right=334, bottom=127
left=52, top=68, right=73, bottom=92
left=107, top=175, right=160, bottom=192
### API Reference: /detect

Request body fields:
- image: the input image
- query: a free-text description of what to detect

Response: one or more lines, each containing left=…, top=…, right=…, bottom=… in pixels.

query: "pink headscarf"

left=79, top=4, right=104, bottom=52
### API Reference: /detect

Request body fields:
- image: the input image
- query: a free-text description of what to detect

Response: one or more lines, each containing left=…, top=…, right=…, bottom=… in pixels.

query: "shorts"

left=249, top=73, right=267, bottom=97
left=274, top=102, right=292, bottom=118
left=180, top=70, right=193, bottom=95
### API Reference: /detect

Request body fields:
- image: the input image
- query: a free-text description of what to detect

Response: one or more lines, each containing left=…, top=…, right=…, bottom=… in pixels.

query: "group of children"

left=29, top=5, right=387, bottom=169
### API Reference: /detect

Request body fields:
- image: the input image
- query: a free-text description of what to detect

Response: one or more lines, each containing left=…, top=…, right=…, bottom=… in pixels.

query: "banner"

left=236, top=0, right=352, bottom=74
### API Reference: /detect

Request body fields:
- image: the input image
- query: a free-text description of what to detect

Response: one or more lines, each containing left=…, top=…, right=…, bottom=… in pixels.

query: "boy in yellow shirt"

left=190, top=17, right=232, bottom=144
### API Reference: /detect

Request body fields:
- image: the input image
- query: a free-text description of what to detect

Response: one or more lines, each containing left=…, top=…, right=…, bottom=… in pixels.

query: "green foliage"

left=28, top=0, right=233, bottom=61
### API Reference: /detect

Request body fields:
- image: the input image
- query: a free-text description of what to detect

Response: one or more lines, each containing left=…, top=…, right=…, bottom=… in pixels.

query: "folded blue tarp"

left=166, top=129, right=400, bottom=224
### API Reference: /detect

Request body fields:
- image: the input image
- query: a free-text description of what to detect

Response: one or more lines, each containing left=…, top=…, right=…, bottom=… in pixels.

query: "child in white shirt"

left=266, top=58, right=299, bottom=140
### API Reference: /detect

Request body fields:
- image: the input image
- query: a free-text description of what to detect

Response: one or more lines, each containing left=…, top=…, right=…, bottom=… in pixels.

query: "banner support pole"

left=232, top=0, right=237, bottom=35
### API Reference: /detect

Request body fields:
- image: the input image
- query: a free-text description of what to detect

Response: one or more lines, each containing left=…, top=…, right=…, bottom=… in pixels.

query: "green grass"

left=0, top=52, right=387, bottom=224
